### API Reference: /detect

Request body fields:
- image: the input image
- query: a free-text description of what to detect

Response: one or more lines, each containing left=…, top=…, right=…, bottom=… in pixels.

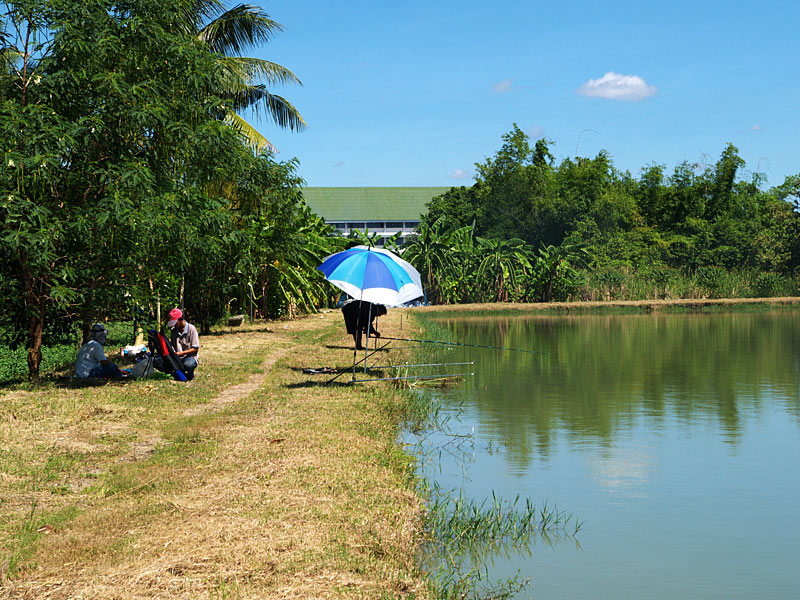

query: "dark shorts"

left=88, top=363, right=123, bottom=379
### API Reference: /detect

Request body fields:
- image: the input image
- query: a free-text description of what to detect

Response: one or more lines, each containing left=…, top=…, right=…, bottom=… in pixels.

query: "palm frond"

left=224, top=111, right=276, bottom=154
left=0, top=45, right=23, bottom=73
left=198, top=4, right=284, bottom=56
left=176, top=0, right=224, bottom=33
left=254, top=91, right=307, bottom=131
left=216, top=55, right=301, bottom=88
left=192, top=4, right=306, bottom=138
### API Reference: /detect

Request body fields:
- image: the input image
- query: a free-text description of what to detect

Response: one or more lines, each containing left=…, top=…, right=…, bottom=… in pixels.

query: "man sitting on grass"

left=75, top=323, right=123, bottom=379
left=154, top=308, right=199, bottom=381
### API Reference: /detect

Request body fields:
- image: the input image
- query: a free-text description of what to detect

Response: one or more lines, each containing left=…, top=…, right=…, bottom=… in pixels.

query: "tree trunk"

left=81, top=303, right=92, bottom=345
left=259, top=267, right=269, bottom=319
left=20, top=253, right=46, bottom=380
left=27, top=297, right=45, bottom=380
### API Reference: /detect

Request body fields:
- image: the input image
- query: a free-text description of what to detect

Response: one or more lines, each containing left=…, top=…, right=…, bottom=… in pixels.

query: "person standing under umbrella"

left=317, top=246, right=424, bottom=308
left=341, top=300, right=386, bottom=350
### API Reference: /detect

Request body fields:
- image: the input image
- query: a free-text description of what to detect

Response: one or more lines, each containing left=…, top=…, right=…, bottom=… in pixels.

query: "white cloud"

left=577, top=72, right=657, bottom=101
left=751, top=124, right=761, bottom=131
left=492, top=79, right=513, bottom=93
left=447, top=168, right=471, bottom=180
left=332, top=160, right=345, bottom=168
left=527, top=125, right=545, bottom=139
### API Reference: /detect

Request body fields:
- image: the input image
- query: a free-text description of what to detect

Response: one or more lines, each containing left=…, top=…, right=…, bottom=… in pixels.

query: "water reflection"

left=430, top=311, right=800, bottom=467
left=412, top=310, right=800, bottom=599
left=586, top=445, right=654, bottom=497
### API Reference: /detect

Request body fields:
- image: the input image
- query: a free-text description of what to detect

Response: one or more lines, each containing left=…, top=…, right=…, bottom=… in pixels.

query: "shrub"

left=751, top=272, right=786, bottom=298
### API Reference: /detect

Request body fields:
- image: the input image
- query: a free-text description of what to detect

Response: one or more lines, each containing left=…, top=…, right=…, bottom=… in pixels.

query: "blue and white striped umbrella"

left=317, top=245, right=424, bottom=307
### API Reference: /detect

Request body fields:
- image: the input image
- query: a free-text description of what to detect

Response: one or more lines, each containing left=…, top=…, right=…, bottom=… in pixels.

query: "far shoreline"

left=408, top=296, right=800, bottom=316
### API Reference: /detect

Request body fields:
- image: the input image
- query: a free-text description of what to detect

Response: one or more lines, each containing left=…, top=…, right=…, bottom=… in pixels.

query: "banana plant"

left=536, top=237, right=591, bottom=302
left=476, top=237, right=531, bottom=302
left=403, top=218, right=457, bottom=304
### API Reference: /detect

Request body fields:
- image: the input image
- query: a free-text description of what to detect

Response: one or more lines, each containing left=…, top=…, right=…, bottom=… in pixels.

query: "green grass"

left=0, top=320, right=139, bottom=385
left=4, top=503, right=82, bottom=578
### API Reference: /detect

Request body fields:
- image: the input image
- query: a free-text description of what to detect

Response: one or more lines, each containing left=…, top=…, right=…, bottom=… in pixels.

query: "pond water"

left=408, top=309, right=800, bottom=599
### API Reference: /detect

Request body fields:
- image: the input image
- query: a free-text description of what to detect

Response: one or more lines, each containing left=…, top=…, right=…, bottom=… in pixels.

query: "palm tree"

left=188, top=1, right=306, bottom=152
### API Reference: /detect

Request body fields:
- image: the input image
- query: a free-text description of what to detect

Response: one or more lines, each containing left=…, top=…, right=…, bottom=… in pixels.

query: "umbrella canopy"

left=317, top=245, right=424, bottom=306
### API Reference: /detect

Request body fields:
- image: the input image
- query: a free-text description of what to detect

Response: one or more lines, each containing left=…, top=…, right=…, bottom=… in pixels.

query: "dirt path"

left=182, top=346, right=291, bottom=417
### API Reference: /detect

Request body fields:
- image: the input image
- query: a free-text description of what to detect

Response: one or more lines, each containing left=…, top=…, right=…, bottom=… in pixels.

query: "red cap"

left=167, top=308, right=183, bottom=327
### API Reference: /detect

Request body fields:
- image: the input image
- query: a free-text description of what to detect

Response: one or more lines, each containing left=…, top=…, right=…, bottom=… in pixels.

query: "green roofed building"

left=302, top=187, right=449, bottom=245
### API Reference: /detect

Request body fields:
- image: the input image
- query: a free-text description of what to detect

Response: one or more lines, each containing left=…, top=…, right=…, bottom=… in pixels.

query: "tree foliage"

left=0, top=1, right=331, bottom=379
left=416, top=125, right=800, bottom=304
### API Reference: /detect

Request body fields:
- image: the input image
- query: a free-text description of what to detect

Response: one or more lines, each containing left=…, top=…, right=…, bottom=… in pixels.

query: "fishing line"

left=364, top=361, right=474, bottom=370
left=350, top=372, right=473, bottom=383
left=379, top=336, right=545, bottom=354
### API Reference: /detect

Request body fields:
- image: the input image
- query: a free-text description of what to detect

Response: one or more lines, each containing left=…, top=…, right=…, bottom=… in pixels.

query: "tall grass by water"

left=583, top=266, right=799, bottom=301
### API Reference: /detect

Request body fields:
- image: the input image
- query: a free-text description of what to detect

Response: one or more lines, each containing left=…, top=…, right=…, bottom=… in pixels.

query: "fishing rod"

left=376, top=345, right=430, bottom=350
left=364, top=361, right=474, bottom=370
left=351, top=372, right=473, bottom=383
left=325, top=340, right=393, bottom=384
left=379, top=336, right=545, bottom=354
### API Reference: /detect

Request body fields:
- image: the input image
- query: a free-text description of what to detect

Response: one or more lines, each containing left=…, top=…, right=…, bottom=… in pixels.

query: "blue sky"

left=249, top=1, right=799, bottom=188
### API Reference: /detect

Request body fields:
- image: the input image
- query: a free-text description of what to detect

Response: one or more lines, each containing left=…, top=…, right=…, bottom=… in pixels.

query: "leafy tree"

left=473, top=125, right=558, bottom=244
left=705, top=143, right=745, bottom=220
left=422, top=185, right=482, bottom=234
left=754, top=176, right=800, bottom=272
left=0, top=0, right=240, bottom=378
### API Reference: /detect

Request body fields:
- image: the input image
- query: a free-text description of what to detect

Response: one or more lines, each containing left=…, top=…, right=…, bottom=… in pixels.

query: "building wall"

left=328, top=220, right=421, bottom=245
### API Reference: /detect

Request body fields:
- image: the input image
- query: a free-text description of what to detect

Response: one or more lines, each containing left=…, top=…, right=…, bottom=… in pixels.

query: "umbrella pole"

left=351, top=297, right=363, bottom=382
left=364, top=302, right=373, bottom=374
left=327, top=341, right=392, bottom=385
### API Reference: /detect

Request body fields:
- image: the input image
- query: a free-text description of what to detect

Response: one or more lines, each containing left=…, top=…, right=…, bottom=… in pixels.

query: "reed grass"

left=412, top=481, right=581, bottom=598
left=423, top=487, right=582, bottom=554
left=393, top=319, right=582, bottom=599
left=582, top=266, right=800, bottom=302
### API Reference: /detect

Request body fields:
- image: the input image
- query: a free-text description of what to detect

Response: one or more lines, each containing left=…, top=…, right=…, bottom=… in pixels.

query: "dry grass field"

left=0, top=309, right=427, bottom=599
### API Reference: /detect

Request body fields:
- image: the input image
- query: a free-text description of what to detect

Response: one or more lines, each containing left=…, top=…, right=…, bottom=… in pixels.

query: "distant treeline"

left=402, top=125, right=800, bottom=304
